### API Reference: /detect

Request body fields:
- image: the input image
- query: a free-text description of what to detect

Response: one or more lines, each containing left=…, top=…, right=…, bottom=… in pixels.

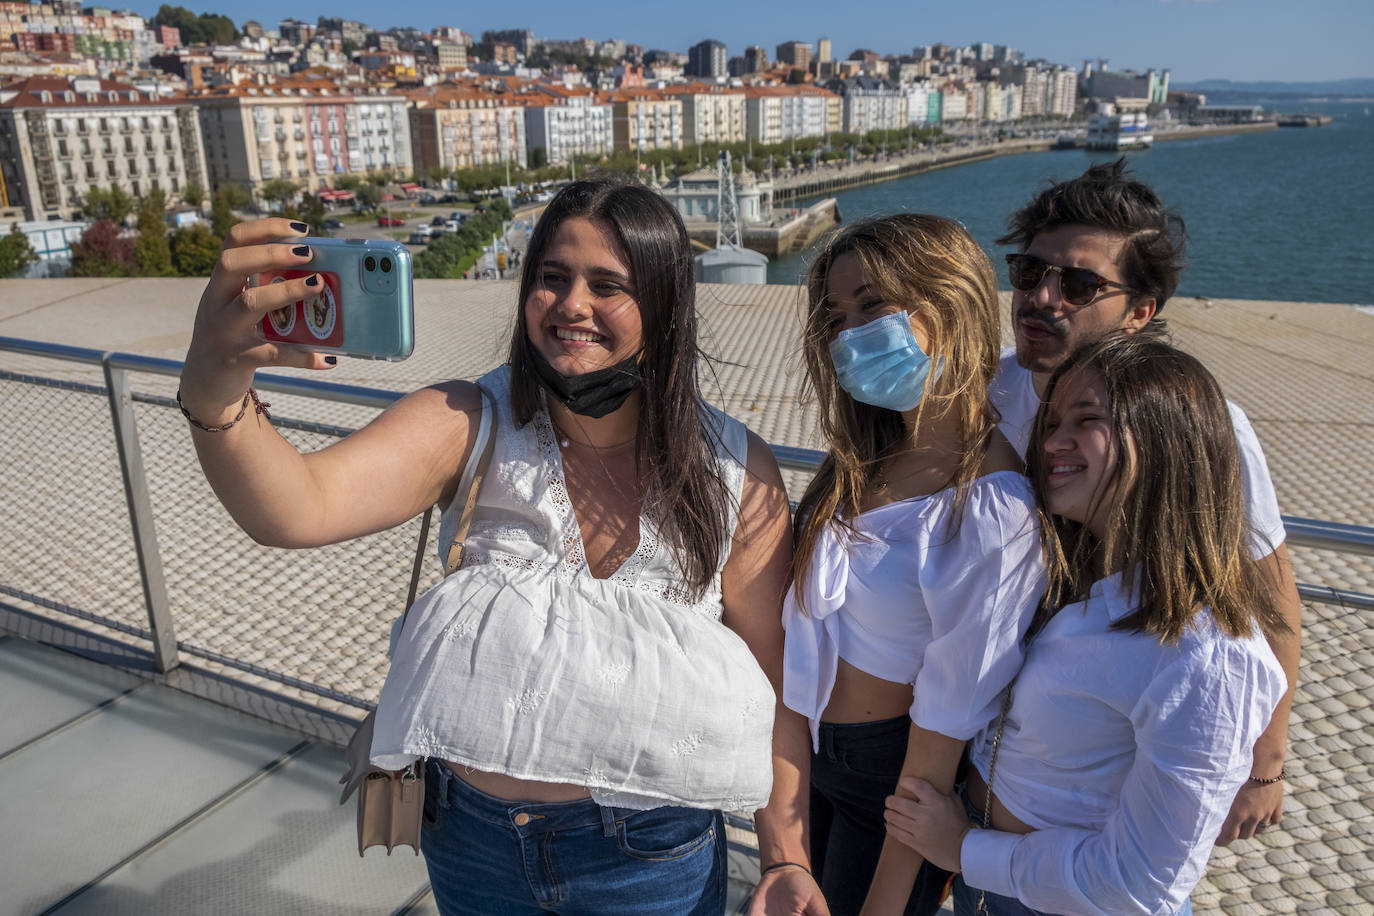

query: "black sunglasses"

left=1005, top=253, right=1138, bottom=307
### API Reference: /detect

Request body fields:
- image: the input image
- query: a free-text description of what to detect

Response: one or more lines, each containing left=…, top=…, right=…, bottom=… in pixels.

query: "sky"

left=167, top=0, right=1371, bottom=84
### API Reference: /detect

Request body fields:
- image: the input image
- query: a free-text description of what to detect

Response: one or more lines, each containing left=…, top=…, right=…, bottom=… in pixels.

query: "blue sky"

left=171, top=0, right=1370, bottom=83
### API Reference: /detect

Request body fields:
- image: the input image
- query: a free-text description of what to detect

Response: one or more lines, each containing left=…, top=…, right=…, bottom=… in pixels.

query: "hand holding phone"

left=254, top=237, right=414, bottom=361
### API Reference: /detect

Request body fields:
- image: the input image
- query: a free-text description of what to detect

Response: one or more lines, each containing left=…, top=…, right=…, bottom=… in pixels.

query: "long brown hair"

left=507, top=176, right=729, bottom=600
left=1028, top=333, right=1287, bottom=643
left=792, top=214, right=1002, bottom=606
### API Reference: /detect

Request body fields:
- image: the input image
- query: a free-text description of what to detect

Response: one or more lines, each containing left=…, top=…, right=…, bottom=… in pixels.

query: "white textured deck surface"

left=1, top=277, right=1372, bottom=914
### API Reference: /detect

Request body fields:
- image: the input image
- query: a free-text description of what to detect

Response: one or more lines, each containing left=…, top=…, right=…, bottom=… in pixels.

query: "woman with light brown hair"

left=882, top=333, right=1288, bottom=915
left=781, top=215, right=1045, bottom=915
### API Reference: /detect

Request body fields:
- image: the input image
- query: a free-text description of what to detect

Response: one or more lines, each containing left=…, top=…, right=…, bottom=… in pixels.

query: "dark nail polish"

left=324, top=356, right=337, bottom=365
left=293, top=245, right=310, bottom=257
left=290, top=221, right=308, bottom=233
left=305, top=273, right=320, bottom=286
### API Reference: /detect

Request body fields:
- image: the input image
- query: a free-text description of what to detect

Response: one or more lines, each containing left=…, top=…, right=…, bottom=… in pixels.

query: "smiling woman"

left=178, top=177, right=825, bottom=916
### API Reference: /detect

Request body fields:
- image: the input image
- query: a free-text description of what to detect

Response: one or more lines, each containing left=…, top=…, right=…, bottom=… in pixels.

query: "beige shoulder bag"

left=337, top=387, right=496, bottom=856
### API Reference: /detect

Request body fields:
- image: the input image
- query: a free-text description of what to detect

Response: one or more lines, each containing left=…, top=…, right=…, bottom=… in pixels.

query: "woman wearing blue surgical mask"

left=783, top=215, right=1046, bottom=916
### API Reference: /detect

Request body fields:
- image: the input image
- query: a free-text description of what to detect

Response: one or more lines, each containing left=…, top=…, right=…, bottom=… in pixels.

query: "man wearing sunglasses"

left=989, top=158, right=1301, bottom=849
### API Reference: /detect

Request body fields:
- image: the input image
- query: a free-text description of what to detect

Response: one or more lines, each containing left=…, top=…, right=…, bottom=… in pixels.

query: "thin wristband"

left=177, top=387, right=271, bottom=432
left=759, top=860, right=811, bottom=877
left=1248, top=767, right=1286, bottom=785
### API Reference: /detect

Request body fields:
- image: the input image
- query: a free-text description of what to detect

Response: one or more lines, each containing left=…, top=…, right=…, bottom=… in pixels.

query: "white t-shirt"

left=782, top=471, right=1046, bottom=751
left=990, top=347, right=1287, bottom=559
left=961, top=571, right=1286, bottom=915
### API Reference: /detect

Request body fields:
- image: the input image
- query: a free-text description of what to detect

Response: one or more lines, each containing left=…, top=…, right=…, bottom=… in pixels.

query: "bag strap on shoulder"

left=402, top=385, right=496, bottom=616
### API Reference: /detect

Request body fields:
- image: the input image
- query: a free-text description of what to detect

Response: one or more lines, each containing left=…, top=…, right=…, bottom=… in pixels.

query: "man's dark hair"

left=998, top=158, right=1187, bottom=312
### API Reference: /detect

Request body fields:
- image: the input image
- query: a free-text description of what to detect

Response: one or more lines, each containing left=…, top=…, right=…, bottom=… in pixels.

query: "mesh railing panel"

left=0, top=375, right=152, bottom=643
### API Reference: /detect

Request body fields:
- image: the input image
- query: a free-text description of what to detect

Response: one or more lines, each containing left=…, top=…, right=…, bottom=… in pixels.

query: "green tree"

left=354, top=183, right=382, bottom=211
left=300, top=193, right=326, bottom=232
left=181, top=181, right=205, bottom=210
left=0, top=223, right=39, bottom=278
left=529, top=146, right=548, bottom=169
left=69, top=220, right=138, bottom=277
left=221, top=183, right=252, bottom=209
left=334, top=174, right=362, bottom=191
left=414, top=232, right=468, bottom=278
left=210, top=187, right=238, bottom=238
left=170, top=223, right=222, bottom=276
left=83, top=185, right=136, bottom=225
left=258, top=177, right=299, bottom=211
left=134, top=189, right=174, bottom=276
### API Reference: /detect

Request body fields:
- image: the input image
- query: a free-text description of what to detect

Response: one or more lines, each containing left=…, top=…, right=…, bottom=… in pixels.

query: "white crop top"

left=370, top=365, right=778, bottom=811
left=782, top=471, right=1046, bottom=751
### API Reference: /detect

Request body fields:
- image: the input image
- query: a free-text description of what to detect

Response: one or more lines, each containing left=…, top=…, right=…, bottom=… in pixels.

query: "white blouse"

left=990, top=347, right=1286, bottom=559
left=961, top=572, right=1286, bottom=916
left=370, top=366, right=778, bottom=812
left=782, top=471, right=1046, bottom=751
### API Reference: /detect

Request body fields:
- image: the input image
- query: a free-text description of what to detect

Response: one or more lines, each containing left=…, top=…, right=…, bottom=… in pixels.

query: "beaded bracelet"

left=177, top=387, right=271, bottom=432
left=1248, top=767, right=1286, bottom=785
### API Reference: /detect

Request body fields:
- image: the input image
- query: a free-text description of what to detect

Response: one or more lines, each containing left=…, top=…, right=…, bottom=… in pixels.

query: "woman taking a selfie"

left=882, top=334, right=1287, bottom=916
left=178, top=177, right=823, bottom=916
left=782, top=215, right=1045, bottom=916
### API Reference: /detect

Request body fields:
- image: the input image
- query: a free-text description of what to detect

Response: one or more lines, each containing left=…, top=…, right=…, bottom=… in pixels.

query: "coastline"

left=770, top=121, right=1277, bottom=202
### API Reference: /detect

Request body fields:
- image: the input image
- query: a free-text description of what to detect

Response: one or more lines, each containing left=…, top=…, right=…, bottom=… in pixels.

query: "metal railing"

left=2, top=335, right=1372, bottom=718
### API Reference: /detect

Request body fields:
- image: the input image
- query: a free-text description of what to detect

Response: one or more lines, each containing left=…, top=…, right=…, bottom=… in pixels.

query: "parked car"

left=448, top=211, right=467, bottom=223
left=431, top=215, right=447, bottom=227
left=322, top=218, right=345, bottom=230
left=377, top=215, right=405, bottom=227
left=445, top=219, right=462, bottom=233
left=406, top=231, right=430, bottom=245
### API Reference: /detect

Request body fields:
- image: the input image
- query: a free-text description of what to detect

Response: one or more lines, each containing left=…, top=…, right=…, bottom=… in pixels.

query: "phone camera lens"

left=364, top=256, right=377, bottom=271
left=381, top=257, right=392, bottom=273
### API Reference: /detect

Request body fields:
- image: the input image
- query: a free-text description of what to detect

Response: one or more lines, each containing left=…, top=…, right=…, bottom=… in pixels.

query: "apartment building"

left=0, top=76, right=208, bottom=221
left=609, top=90, right=683, bottom=152
left=665, top=83, right=746, bottom=145
left=744, top=84, right=840, bottom=142
left=523, top=88, right=612, bottom=164
left=775, top=40, right=811, bottom=74
left=407, top=85, right=526, bottom=172
left=829, top=75, right=907, bottom=133
left=190, top=80, right=413, bottom=194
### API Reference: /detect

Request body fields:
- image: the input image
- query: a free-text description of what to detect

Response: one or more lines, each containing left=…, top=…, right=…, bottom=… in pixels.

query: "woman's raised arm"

left=180, top=218, right=481, bottom=548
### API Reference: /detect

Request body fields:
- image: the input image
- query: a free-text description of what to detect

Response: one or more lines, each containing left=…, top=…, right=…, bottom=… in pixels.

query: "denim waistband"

left=428, top=758, right=634, bottom=837
left=815, top=713, right=910, bottom=759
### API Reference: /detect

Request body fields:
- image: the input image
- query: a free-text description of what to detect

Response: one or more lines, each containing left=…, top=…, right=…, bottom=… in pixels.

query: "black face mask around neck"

left=527, top=341, right=643, bottom=419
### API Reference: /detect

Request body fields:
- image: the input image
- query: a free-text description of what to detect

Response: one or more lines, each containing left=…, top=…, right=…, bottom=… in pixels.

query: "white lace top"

left=370, top=366, right=777, bottom=811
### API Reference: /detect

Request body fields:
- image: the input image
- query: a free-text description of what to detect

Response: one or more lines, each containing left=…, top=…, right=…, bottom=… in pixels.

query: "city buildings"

left=523, top=87, right=613, bottom=164
left=828, top=75, right=907, bottom=133
left=665, top=83, right=746, bottom=145
left=0, top=75, right=208, bottom=221
left=686, top=39, right=727, bottom=80
left=190, top=79, right=412, bottom=195
left=407, top=84, right=524, bottom=173
left=775, top=40, right=811, bottom=74
left=608, top=89, right=683, bottom=151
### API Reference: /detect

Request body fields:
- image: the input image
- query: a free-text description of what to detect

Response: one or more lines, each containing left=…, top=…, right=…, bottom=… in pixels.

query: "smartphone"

left=255, top=237, right=414, bottom=361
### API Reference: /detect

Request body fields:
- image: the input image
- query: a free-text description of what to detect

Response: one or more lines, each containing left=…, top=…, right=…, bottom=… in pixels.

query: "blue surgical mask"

left=828, top=311, right=937, bottom=412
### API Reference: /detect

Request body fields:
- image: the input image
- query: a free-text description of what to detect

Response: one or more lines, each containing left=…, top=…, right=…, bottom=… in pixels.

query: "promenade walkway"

left=1, top=277, right=1371, bottom=914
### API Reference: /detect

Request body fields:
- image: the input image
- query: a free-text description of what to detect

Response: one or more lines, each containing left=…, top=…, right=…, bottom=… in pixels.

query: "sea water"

left=767, top=99, right=1374, bottom=306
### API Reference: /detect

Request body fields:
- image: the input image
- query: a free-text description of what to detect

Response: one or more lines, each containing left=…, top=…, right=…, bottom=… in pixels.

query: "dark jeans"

left=420, top=758, right=726, bottom=915
left=811, top=715, right=952, bottom=916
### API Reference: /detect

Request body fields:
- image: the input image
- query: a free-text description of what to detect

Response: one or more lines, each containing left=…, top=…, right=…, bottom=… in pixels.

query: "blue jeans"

left=420, top=759, right=726, bottom=915
left=811, top=716, right=952, bottom=916
left=950, top=793, right=1193, bottom=916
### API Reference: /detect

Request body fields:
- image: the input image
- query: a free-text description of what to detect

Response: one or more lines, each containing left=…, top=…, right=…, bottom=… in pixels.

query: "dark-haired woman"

left=882, top=334, right=1287, bottom=916
left=178, top=178, right=824, bottom=915
left=782, top=215, right=1045, bottom=916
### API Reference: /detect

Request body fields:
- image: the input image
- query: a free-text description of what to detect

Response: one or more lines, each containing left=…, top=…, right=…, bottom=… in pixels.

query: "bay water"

left=767, top=99, right=1374, bottom=306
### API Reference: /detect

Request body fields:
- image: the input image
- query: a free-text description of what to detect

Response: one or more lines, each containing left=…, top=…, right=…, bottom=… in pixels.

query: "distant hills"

left=1174, top=78, right=1374, bottom=98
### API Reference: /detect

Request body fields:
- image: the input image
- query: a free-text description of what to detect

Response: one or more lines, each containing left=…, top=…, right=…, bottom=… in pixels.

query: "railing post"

left=102, top=357, right=179, bottom=673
